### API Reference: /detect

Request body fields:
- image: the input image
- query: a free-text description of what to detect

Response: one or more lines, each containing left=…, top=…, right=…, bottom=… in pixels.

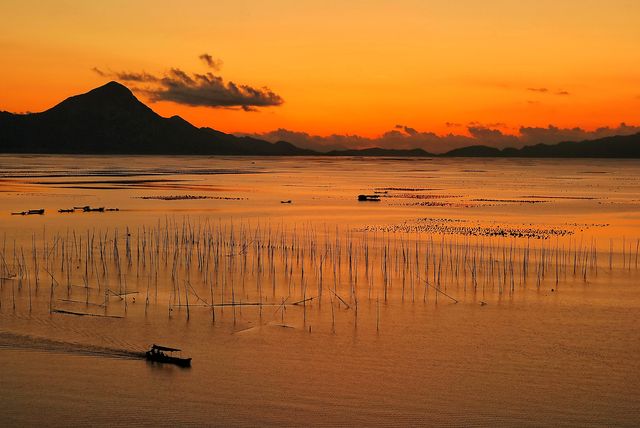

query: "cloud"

left=468, top=121, right=508, bottom=128
left=468, top=126, right=519, bottom=146
left=92, top=55, right=283, bottom=110
left=199, top=53, right=223, bottom=71
left=239, top=123, right=640, bottom=153
left=143, top=70, right=283, bottom=111
left=92, top=67, right=159, bottom=82
left=114, top=71, right=159, bottom=82
left=527, top=87, right=549, bottom=93
left=236, top=129, right=376, bottom=152
left=395, top=124, right=418, bottom=136
left=92, top=67, right=107, bottom=77
left=238, top=126, right=476, bottom=153
left=518, top=123, right=640, bottom=145
left=526, top=87, right=571, bottom=96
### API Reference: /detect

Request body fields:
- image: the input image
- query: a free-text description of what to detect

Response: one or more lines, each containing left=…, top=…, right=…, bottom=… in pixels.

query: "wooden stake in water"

left=376, top=296, right=380, bottom=332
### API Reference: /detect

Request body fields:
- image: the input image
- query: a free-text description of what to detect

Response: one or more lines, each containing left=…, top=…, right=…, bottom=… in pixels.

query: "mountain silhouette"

left=1, top=81, right=639, bottom=157
left=0, top=81, right=313, bottom=155
left=442, top=133, right=640, bottom=158
left=325, top=147, right=434, bottom=157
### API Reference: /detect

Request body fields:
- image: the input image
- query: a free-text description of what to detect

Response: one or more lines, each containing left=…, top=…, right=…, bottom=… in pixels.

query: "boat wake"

left=0, top=331, right=146, bottom=360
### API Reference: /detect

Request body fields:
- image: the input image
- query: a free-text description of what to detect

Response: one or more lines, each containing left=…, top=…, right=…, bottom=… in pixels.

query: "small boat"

left=58, top=208, right=74, bottom=213
left=12, top=209, right=45, bottom=215
left=145, top=344, right=191, bottom=367
left=357, top=194, right=380, bottom=202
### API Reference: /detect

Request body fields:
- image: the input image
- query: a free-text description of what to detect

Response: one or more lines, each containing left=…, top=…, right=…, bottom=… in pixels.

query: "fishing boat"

left=145, top=344, right=192, bottom=367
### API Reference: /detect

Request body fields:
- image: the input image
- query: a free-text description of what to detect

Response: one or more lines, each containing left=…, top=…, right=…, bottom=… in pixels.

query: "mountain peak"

left=44, top=80, right=149, bottom=118
left=86, top=80, right=136, bottom=101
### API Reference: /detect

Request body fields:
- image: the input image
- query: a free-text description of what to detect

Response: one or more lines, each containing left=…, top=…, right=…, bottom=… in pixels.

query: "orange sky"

left=1, top=0, right=639, bottom=139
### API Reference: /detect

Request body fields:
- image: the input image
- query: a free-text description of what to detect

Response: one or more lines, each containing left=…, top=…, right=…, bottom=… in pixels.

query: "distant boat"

left=357, top=194, right=380, bottom=202
left=145, top=344, right=191, bottom=367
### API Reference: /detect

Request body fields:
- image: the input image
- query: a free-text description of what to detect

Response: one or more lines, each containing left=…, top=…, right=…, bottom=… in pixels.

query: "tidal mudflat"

left=1, top=155, right=639, bottom=426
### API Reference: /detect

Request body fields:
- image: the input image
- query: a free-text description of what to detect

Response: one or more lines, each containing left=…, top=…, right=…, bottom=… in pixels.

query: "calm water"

left=0, top=155, right=639, bottom=427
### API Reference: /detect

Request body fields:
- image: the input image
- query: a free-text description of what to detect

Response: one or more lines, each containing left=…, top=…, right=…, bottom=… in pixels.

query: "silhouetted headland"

left=0, top=82, right=312, bottom=156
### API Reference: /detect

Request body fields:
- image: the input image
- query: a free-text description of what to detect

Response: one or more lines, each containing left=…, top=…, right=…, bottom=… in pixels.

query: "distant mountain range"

left=442, top=134, right=640, bottom=158
left=1, top=82, right=639, bottom=158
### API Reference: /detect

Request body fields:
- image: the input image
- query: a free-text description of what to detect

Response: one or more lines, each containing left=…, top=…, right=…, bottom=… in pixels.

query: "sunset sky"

left=1, top=0, right=639, bottom=151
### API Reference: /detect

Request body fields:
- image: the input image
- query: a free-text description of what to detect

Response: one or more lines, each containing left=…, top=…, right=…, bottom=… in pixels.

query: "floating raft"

left=11, top=209, right=45, bottom=215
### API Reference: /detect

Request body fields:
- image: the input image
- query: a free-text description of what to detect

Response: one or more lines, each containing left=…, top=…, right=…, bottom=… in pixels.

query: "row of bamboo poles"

left=0, top=219, right=638, bottom=326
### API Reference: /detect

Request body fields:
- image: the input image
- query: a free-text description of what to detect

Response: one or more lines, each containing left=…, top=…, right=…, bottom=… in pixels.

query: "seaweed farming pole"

left=376, top=296, right=380, bottom=332
left=415, top=273, right=458, bottom=304
left=209, top=260, right=216, bottom=324
left=609, top=239, right=613, bottom=271
left=32, top=234, right=39, bottom=290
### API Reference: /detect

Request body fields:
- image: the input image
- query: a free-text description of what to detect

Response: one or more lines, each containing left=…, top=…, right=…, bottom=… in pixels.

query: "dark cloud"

left=141, top=70, right=283, bottom=110
left=527, top=87, right=572, bottom=96
left=518, top=123, right=640, bottom=145
left=199, top=53, right=223, bottom=71
left=468, top=121, right=507, bottom=128
left=394, top=124, right=418, bottom=136
left=92, top=67, right=107, bottom=77
left=239, top=123, right=640, bottom=154
left=236, top=129, right=377, bottom=151
left=238, top=126, right=475, bottom=153
left=92, top=56, right=283, bottom=110
left=92, top=67, right=158, bottom=82
left=468, top=127, right=519, bottom=146
left=527, top=87, right=549, bottom=93
left=114, top=71, right=159, bottom=82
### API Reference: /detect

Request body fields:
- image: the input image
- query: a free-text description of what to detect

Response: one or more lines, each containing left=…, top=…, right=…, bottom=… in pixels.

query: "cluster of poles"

left=0, top=218, right=638, bottom=330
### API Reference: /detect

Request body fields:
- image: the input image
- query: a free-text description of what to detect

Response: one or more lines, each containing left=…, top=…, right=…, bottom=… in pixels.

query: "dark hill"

left=325, top=147, right=434, bottom=157
left=508, top=133, right=640, bottom=158
left=440, top=133, right=640, bottom=158
left=442, top=145, right=502, bottom=157
left=0, top=81, right=314, bottom=155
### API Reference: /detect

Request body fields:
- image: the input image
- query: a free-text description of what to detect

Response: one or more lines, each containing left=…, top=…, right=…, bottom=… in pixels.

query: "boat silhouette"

left=145, top=344, right=191, bottom=367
